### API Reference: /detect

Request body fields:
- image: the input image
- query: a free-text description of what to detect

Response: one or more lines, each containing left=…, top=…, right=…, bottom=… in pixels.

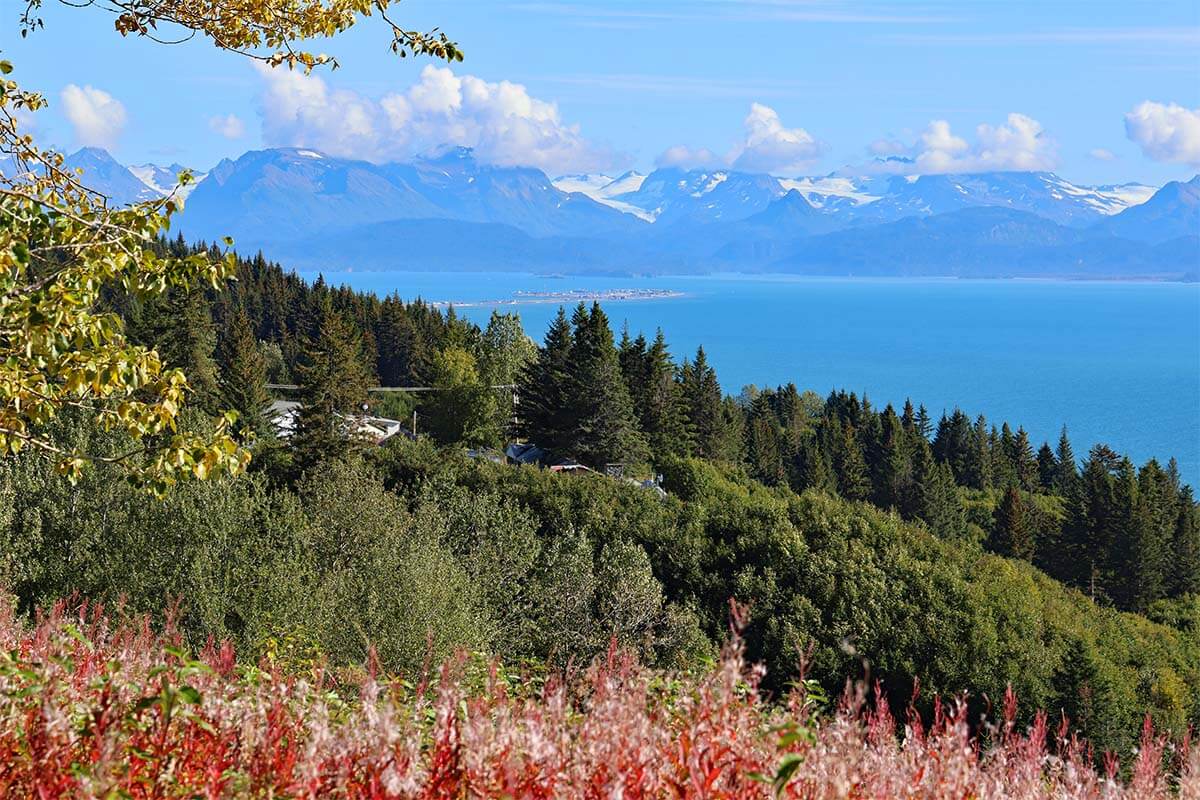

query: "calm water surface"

left=303, top=271, right=1200, bottom=485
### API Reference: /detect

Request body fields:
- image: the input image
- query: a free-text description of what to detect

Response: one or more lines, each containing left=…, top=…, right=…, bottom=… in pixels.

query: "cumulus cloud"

left=208, top=113, right=246, bottom=139
left=254, top=64, right=622, bottom=173
left=1124, top=101, right=1200, bottom=165
left=858, top=113, right=1057, bottom=175
left=1088, top=147, right=1116, bottom=162
left=868, top=137, right=911, bottom=157
left=656, top=103, right=824, bottom=174
left=731, top=103, right=823, bottom=173
left=656, top=144, right=723, bottom=170
left=60, top=84, right=126, bottom=149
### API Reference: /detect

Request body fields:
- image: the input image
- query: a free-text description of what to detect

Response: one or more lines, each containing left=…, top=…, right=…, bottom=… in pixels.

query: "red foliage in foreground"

left=0, top=600, right=1196, bottom=799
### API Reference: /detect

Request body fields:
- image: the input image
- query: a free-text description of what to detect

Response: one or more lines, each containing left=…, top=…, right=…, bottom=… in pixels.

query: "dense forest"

left=2, top=237, right=1197, bottom=760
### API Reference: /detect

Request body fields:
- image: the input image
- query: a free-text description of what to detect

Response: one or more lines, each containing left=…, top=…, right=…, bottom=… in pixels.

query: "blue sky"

left=5, top=0, right=1199, bottom=184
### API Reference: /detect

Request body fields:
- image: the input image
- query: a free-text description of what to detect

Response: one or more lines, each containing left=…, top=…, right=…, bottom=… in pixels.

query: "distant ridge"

left=63, top=146, right=1198, bottom=279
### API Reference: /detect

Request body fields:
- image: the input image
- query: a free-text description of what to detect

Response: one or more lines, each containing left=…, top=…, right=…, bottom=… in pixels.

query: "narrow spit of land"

left=430, top=288, right=685, bottom=308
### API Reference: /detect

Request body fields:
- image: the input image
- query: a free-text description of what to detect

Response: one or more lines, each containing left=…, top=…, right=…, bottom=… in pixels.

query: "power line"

left=266, top=384, right=517, bottom=393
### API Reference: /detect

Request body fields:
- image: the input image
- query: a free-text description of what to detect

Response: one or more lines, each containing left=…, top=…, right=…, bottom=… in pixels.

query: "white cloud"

left=1124, top=101, right=1200, bottom=165
left=656, top=144, right=722, bottom=170
left=656, top=103, right=823, bottom=174
left=60, top=84, right=126, bottom=149
left=254, top=64, right=622, bottom=173
left=859, top=113, right=1057, bottom=175
left=208, top=113, right=246, bottom=139
left=868, top=137, right=911, bottom=157
left=731, top=103, right=823, bottom=173
left=1088, top=147, right=1116, bottom=162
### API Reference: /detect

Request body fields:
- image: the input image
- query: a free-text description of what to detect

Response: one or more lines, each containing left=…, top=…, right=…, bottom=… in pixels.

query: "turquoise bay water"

left=302, top=271, right=1200, bottom=486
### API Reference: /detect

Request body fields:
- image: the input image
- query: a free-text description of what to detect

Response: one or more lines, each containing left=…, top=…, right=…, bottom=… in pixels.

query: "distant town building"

left=267, top=400, right=409, bottom=445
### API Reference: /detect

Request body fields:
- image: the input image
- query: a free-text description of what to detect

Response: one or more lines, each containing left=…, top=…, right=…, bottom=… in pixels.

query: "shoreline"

left=428, top=289, right=688, bottom=308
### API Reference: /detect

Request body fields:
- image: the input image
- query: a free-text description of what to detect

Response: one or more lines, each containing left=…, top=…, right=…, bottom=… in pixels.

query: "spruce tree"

left=1053, top=426, right=1079, bottom=494
left=618, top=327, right=648, bottom=404
left=1170, top=487, right=1200, bottom=596
left=748, top=414, right=785, bottom=486
left=991, top=486, right=1034, bottom=561
left=565, top=303, right=646, bottom=468
left=517, top=307, right=573, bottom=453
left=915, top=404, right=933, bottom=440
left=793, top=433, right=836, bottom=494
left=1106, top=457, right=1140, bottom=608
left=375, top=297, right=421, bottom=386
left=901, top=399, right=916, bottom=433
left=681, top=346, right=725, bottom=460
left=639, top=330, right=691, bottom=457
left=139, top=287, right=221, bottom=414
left=872, top=407, right=911, bottom=511
left=291, top=304, right=374, bottom=472
left=1129, top=460, right=1170, bottom=611
left=1036, top=443, right=1057, bottom=491
left=990, top=425, right=1016, bottom=489
left=921, top=459, right=966, bottom=539
left=966, top=415, right=992, bottom=490
left=216, top=306, right=271, bottom=435
left=1012, top=427, right=1038, bottom=492
left=834, top=422, right=872, bottom=502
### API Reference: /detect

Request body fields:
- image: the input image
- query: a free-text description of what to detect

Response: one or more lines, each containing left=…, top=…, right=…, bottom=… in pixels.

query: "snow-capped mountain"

left=850, top=172, right=1150, bottom=227
left=55, top=146, right=1194, bottom=279
left=178, top=146, right=644, bottom=250
left=552, top=170, right=652, bottom=221
left=558, top=167, right=1156, bottom=230
left=1094, top=175, right=1200, bottom=243
left=610, top=167, right=787, bottom=225
left=63, top=148, right=205, bottom=205
left=64, top=148, right=162, bottom=206
left=777, top=175, right=883, bottom=214
left=552, top=173, right=617, bottom=196
left=129, top=163, right=207, bottom=199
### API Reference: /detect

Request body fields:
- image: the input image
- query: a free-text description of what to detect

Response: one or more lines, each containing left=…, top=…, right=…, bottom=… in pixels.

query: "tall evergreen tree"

left=747, top=411, right=786, bottom=486
left=991, top=486, right=1034, bottom=561
left=617, top=327, right=647, bottom=403
left=1100, top=457, right=1140, bottom=608
left=638, top=330, right=691, bottom=458
left=900, top=399, right=916, bottom=431
left=920, top=457, right=966, bottom=539
left=965, top=415, right=992, bottom=490
left=834, top=422, right=872, bottom=502
left=990, top=425, right=1016, bottom=489
left=291, top=304, right=374, bottom=472
left=216, top=306, right=271, bottom=435
left=565, top=303, right=646, bottom=468
left=1012, top=427, right=1038, bottom=491
left=793, top=432, right=836, bottom=494
left=517, top=307, right=574, bottom=453
left=680, top=346, right=725, bottom=460
left=1129, top=460, right=1171, bottom=612
left=375, top=297, right=422, bottom=386
left=134, top=287, right=221, bottom=414
left=933, top=409, right=974, bottom=485
left=915, top=404, right=933, bottom=440
left=1036, top=443, right=1057, bottom=491
left=1053, top=426, right=1079, bottom=494
left=1170, top=487, right=1200, bottom=596
left=872, top=406, right=911, bottom=511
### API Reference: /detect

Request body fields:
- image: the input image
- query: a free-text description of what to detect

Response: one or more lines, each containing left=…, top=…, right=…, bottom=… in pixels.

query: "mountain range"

left=63, top=146, right=1199, bottom=279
